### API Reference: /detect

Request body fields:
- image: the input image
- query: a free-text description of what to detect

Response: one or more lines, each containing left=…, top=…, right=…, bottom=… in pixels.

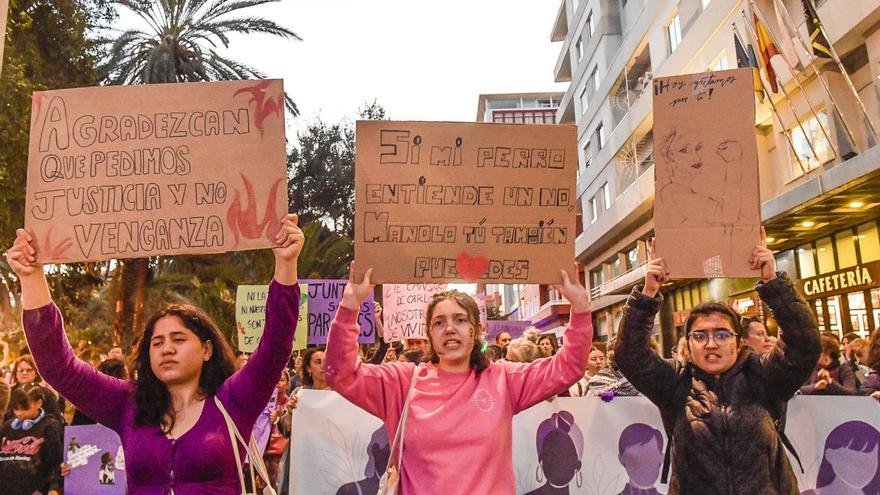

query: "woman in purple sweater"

left=4, top=214, right=304, bottom=495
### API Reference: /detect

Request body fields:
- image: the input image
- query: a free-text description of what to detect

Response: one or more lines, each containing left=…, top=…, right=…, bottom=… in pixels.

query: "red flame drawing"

left=226, top=174, right=284, bottom=247
left=33, top=226, right=74, bottom=263
left=233, top=80, right=283, bottom=134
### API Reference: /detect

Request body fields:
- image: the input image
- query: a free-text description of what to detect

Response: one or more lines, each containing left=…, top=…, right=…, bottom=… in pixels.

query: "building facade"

left=552, top=0, right=880, bottom=352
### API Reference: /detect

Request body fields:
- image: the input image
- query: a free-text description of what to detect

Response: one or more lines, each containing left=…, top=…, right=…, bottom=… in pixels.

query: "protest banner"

left=25, top=79, right=287, bottom=263
left=486, top=320, right=532, bottom=343
left=354, top=120, right=577, bottom=284
left=652, top=68, right=761, bottom=278
left=235, top=285, right=268, bottom=353
left=303, top=279, right=375, bottom=345
left=381, top=283, right=447, bottom=341
left=290, top=393, right=880, bottom=495
left=64, top=425, right=126, bottom=495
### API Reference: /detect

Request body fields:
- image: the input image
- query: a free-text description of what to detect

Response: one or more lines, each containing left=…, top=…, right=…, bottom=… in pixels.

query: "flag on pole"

left=772, top=0, right=804, bottom=70
left=754, top=14, right=780, bottom=93
left=735, top=30, right=765, bottom=102
left=801, top=0, right=833, bottom=58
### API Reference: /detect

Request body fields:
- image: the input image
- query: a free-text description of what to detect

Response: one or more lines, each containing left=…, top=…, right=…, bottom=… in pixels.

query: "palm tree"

left=97, top=0, right=300, bottom=347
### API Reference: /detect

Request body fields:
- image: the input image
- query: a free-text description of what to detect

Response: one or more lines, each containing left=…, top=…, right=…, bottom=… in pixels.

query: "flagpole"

left=776, top=0, right=868, bottom=144
left=733, top=23, right=808, bottom=174
left=741, top=13, right=818, bottom=173
left=750, top=0, right=838, bottom=159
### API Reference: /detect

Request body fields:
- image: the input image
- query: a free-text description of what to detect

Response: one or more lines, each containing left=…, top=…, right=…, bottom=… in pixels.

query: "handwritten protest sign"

left=26, top=79, right=287, bottom=263
left=652, top=68, right=761, bottom=278
left=381, top=284, right=447, bottom=341
left=486, top=320, right=532, bottom=343
left=355, top=121, right=577, bottom=284
left=304, top=279, right=375, bottom=345
left=236, top=285, right=269, bottom=353
left=64, top=425, right=125, bottom=495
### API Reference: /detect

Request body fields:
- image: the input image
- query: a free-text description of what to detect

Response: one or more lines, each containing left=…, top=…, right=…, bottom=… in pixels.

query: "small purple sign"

left=303, top=279, right=375, bottom=344
left=487, top=320, right=532, bottom=343
left=64, top=425, right=125, bottom=495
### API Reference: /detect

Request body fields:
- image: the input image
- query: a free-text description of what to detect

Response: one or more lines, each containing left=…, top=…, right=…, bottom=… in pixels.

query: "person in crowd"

left=106, top=345, right=125, bottom=362
left=585, top=347, right=641, bottom=400
left=537, top=334, right=559, bottom=357
left=506, top=337, right=541, bottom=363
left=263, top=370, right=291, bottom=488
left=277, top=346, right=330, bottom=495
left=6, top=216, right=303, bottom=494
left=842, top=331, right=860, bottom=348
left=4, top=355, right=62, bottom=422
left=367, top=302, right=391, bottom=365
left=495, top=331, right=513, bottom=348
left=404, top=338, right=429, bottom=354
left=570, top=347, right=606, bottom=397
left=800, top=334, right=857, bottom=395
left=742, top=318, right=773, bottom=355
left=0, top=386, right=63, bottom=495
left=325, top=263, right=592, bottom=493
left=484, top=344, right=503, bottom=362
left=398, top=349, right=426, bottom=364
left=71, top=358, right=129, bottom=425
left=616, top=423, right=665, bottom=495
left=846, top=337, right=871, bottom=385
left=614, top=234, right=821, bottom=494
left=860, top=328, right=880, bottom=399
left=526, top=411, right=584, bottom=494
left=768, top=335, right=778, bottom=352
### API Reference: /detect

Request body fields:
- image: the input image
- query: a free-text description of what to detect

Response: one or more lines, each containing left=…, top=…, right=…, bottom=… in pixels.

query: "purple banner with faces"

left=303, top=279, right=375, bottom=345
left=487, top=320, right=532, bottom=344
left=63, top=425, right=125, bottom=495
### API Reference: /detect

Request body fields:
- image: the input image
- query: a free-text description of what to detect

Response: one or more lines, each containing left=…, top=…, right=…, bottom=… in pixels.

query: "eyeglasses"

left=16, top=367, right=35, bottom=374
left=688, top=329, right=736, bottom=345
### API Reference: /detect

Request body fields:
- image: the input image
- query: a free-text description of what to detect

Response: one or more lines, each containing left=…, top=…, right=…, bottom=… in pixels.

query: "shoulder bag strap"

left=387, top=365, right=420, bottom=477
left=215, top=396, right=278, bottom=495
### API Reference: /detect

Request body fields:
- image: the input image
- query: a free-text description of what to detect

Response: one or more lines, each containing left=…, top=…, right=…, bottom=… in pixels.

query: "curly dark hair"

left=424, top=290, right=489, bottom=375
left=300, top=347, right=326, bottom=387
left=134, top=304, right=237, bottom=433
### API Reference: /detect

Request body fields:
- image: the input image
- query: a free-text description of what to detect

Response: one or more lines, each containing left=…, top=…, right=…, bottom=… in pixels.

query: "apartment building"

left=552, top=0, right=880, bottom=353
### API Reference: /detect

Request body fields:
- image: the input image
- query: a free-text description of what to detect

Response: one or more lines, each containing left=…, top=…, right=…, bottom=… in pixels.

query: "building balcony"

left=551, top=0, right=568, bottom=43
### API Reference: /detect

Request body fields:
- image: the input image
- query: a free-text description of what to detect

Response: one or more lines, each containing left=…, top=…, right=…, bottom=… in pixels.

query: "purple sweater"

left=23, top=280, right=299, bottom=495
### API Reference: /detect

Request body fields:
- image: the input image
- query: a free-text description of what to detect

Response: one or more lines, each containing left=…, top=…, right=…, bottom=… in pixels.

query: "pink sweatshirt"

left=325, top=306, right=592, bottom=494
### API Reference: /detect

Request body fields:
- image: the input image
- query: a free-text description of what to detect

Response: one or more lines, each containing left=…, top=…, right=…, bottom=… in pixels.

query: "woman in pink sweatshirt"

left=325, top=265, right=593, bottom=494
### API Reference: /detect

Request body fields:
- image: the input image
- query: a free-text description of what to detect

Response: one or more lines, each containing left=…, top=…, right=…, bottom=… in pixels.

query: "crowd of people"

left=1, top=225, right=880, bottom=494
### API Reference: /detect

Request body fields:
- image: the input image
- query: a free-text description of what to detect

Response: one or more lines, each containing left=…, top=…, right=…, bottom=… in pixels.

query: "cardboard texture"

left=0, top=0, right=8, bottom=75
left=652, top=68, right=761, bottom=278
left=354, top=120, right=578, bottom=284
left=64, top=425, right=126, bottom=495
left=381, top=283, right=447, bottom=341
left=26, top=79, right=287, bottom=263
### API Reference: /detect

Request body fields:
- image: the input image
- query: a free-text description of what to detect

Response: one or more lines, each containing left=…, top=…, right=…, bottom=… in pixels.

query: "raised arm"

left=751, top=230, right=821, bottom=401
left=613, top=241, right=679, bottom=406
left=323, top=265, right=411, bottom=420
left=7, top=229, right=132, bottom=430
left=219, top=214, right=303, bottom=430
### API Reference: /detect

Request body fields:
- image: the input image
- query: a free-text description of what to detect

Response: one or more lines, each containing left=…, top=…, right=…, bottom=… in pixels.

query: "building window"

left=667, top=14, right=682, bottom=53
left=835, top=231, right=857, bottom=269
left=858, top=221, right=880, bottom=262
left=789, top=110, right=832, bottom=178
left=798, top=244, right=816, bottom=278
left=596, top=123, right=606, bottom=150
left=709, top=53, right=729, bottom=72
left=579, top=83, right=589, bottom=113
left=602, top=182, right=611, bottom=209
left=816, top=236, right=835, bottom=274
left=626, top=245, right=640, bottom=271
left=587, top=11, right=595, bottom=37
left=582, top=141, right=591, bottom=171
left=592, top=67, right=600, bottom=92
left=591, top=268, right=604, bottom=287
left=590, top=197, right=598, bottom=224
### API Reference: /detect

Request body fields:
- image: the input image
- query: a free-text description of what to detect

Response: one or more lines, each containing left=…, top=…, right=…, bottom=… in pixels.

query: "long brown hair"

left=133, top=304, right=237, bottom=432
left=424, top=290, right=489, bottom=375
left=867, top=328, right=880, bottom=371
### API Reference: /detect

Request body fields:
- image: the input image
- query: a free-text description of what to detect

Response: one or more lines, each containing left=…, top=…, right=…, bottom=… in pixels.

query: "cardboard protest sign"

left=236, top=285, right=268, bottom=353
left=303, top=279, right=375, bottom=345
left=26, top=79, right=287, bottom=263
left=355, top=121, right=577, bottom=284
left=381, top=283, right=447, bottom=341
left=0, top=0, right=8, bottom=75
left=294, top=283, right=309, bottom=351
left=64, top=425, right=126, bottom=495
left=652, top=68, right=761, bottom=278
left=486, top=320, right=532, bottom=343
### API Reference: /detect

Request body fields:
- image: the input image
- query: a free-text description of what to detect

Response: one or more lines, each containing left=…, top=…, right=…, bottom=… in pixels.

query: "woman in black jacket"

left=614, top=233, right=821, bottom=495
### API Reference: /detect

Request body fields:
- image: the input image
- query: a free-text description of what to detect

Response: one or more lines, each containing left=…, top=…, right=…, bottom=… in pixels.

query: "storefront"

left=797, top=260, right=880, bottom=338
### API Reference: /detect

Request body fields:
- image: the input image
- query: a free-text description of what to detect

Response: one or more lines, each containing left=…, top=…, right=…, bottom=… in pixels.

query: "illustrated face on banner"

left=814, top=420, right=880, bottom=493
left=528, top=411, right=584, bottom=494
left=618, top=423, right=664, bottom=490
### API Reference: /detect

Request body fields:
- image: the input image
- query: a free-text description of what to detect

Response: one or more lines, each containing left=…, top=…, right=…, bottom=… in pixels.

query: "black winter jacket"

left=614, top=273, right=821, bottom=495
